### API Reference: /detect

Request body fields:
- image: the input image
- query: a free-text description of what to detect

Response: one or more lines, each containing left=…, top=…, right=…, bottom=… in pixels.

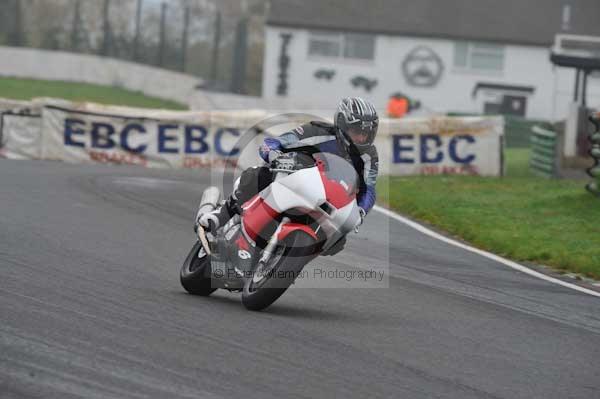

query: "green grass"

left=0, top=77, right=187, bottom=110
left=378, top=148, right=600, bottom=279
left=505, top=148, right=533, bottom=177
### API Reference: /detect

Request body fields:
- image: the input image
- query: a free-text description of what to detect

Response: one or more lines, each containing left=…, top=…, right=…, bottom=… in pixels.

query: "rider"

left=197, top=97, right=379, bottom=247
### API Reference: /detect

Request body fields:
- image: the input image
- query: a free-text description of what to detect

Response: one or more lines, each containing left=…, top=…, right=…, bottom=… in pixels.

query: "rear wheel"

left=180, top=241, right=217, bottom=296
left=242, top=231, right=316, bottom=311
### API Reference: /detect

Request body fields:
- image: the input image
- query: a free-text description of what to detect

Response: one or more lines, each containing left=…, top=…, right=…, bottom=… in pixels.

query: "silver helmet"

left=334, top=97, right=379, bottom=151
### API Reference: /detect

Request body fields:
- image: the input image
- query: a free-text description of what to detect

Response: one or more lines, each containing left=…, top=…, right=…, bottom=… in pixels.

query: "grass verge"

left=0, top=77, right=187, bottom=110
left=377, top=149, right=600, bottom=279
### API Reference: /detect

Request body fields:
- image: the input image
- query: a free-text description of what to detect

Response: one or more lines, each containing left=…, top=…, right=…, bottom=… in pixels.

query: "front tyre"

left=180, top=241, right=217, bottom=296
left=242, top=231, right=316, bottom=311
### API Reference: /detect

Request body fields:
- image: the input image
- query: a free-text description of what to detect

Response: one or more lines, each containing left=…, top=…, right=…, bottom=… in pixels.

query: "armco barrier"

left=0, top=98, right=504, bottom=177
left=587, top=113, right=600, bottom=196
left=530, top=125, right=561, bottom=178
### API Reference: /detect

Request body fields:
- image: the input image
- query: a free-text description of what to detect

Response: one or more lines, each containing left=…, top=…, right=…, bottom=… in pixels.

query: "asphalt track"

left=1, top=158, right=599, bottom=399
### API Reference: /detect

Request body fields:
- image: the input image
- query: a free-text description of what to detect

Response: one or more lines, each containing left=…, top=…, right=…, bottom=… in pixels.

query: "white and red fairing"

left=240, top=158, right=362, bottom=252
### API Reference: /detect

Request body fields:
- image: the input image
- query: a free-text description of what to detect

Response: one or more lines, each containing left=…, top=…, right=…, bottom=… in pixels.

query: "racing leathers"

left=197, top=121, right=378, bottom=247
left=259, top=121, right=378, bottom=214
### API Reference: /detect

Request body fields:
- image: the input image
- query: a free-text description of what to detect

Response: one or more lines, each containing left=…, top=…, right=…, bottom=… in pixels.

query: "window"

left=454, top=41, right=505, bottom=72
left=309, top=31, right=375, bottom=61
left=308, top=32, right=342, bottom=58
left=344, top=34, right=375, bottom=60
left=454, top=42, right=469, bottom=68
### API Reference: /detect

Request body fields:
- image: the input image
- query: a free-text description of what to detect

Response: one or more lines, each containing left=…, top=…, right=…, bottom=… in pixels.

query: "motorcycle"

left=180, top=148, right=362, bottom=311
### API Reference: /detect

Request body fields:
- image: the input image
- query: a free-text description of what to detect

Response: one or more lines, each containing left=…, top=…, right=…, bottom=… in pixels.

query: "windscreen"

left=313, top=152, right=359, bottom=196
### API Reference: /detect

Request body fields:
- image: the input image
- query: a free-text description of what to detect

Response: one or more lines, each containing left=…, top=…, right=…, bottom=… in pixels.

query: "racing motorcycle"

left=180, top=149, right=362, bottom=311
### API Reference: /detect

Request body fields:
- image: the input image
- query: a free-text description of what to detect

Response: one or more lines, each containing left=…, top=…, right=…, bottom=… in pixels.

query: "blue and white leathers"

left=259, top=121, right=379, bottom=214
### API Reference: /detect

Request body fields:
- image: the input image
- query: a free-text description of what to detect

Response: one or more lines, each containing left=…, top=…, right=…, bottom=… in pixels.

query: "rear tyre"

left=180, top=241, right=217, bottom=296
left=242, top=231, right=316, bottom=311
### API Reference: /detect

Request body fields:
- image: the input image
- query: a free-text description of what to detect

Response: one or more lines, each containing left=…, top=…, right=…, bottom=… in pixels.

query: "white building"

left=262, top=0, right=600, bottom=120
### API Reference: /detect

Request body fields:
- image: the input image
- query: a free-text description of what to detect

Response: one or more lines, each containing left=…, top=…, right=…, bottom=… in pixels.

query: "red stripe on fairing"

left=317, top=161, right=356, bottom=209
left=241, top=194, right=260, bottom=211
left=235, top=235, right=250, bottom=251
left=277, top=224, right=318, bottom=242
left=242, top=197, right=279, bottom=241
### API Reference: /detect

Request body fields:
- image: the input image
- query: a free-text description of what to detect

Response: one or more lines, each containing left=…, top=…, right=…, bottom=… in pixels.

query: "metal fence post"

left=157, top=2, right=167, bottom=67
left=9, top=0, right=25, bottom=47
left=100, top=0, right=112, bottom=56
left=209, top=11, right=222, bottom=86
left=70, top=0, right=82, bottom=52
left=180, top=3, right=190, bottom=72
left=133, top=0, right=143, bottom=61
left=230, top=16, right=248, bottom=94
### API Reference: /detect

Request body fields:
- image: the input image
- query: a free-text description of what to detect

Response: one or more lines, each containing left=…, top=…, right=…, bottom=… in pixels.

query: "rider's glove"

left=259, top=138, right=283, bottom=162
left=268, top=150, right=283, bottom=164
left=196, top=210, right=220, bottom=233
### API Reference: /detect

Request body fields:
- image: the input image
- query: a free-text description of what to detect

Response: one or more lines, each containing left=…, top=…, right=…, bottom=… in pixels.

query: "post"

left=582, top=69, right=589, bottom=107
left=180, top=2, right=190, bottom=72
left=209, top=11, right=222, bottom=86
left=574, top=69, right=581, bottom=102
left=133, top=0, right=143, bottom=61
left=9, top=0, right=25, bottom=47
left=100, top=0, right=111, bottom=56
left=157, top=2, right=167, bottom=67
left=230, top=16, right=248, bottom=94
left=70, top=0, right=82, bottom=51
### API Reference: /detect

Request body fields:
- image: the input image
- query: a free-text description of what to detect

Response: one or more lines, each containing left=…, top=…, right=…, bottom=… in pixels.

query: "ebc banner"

left=376, top=116, right=504, bottom=177
left=41, top=105, right=241, bottom=169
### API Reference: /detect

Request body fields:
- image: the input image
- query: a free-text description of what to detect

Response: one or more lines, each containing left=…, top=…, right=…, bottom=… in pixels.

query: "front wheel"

left=242, top=231, right=316, bottom=311
left=180, top=241, right=217, bottom=296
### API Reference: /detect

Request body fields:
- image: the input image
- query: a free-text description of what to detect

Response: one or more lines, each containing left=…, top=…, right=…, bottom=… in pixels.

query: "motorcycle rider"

left=197, top=97, right=379, bottom=251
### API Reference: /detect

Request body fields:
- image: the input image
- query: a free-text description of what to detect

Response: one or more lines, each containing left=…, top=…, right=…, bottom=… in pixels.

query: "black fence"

left=0, top=0, right=264, bottom=95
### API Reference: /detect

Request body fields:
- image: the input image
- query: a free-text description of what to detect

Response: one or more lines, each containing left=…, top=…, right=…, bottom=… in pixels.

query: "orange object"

left=387, top=97, right=409, bottom=118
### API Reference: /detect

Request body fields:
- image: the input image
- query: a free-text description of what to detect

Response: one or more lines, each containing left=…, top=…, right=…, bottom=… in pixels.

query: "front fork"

left=256, top=170, right=292, bottom=266
left=258, top=217, right=291, bottom=265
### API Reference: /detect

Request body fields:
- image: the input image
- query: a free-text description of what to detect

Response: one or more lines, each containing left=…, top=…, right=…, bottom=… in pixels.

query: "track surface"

left=1, top=159, right=599, bottom=399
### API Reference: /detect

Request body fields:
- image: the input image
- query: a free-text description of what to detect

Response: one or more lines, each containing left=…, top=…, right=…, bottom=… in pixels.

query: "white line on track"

left=374, top=205, right=600, bottom=298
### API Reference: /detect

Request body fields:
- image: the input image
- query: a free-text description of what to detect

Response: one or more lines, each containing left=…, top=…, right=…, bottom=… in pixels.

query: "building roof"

left=267, top=0, right=600, bottom=46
